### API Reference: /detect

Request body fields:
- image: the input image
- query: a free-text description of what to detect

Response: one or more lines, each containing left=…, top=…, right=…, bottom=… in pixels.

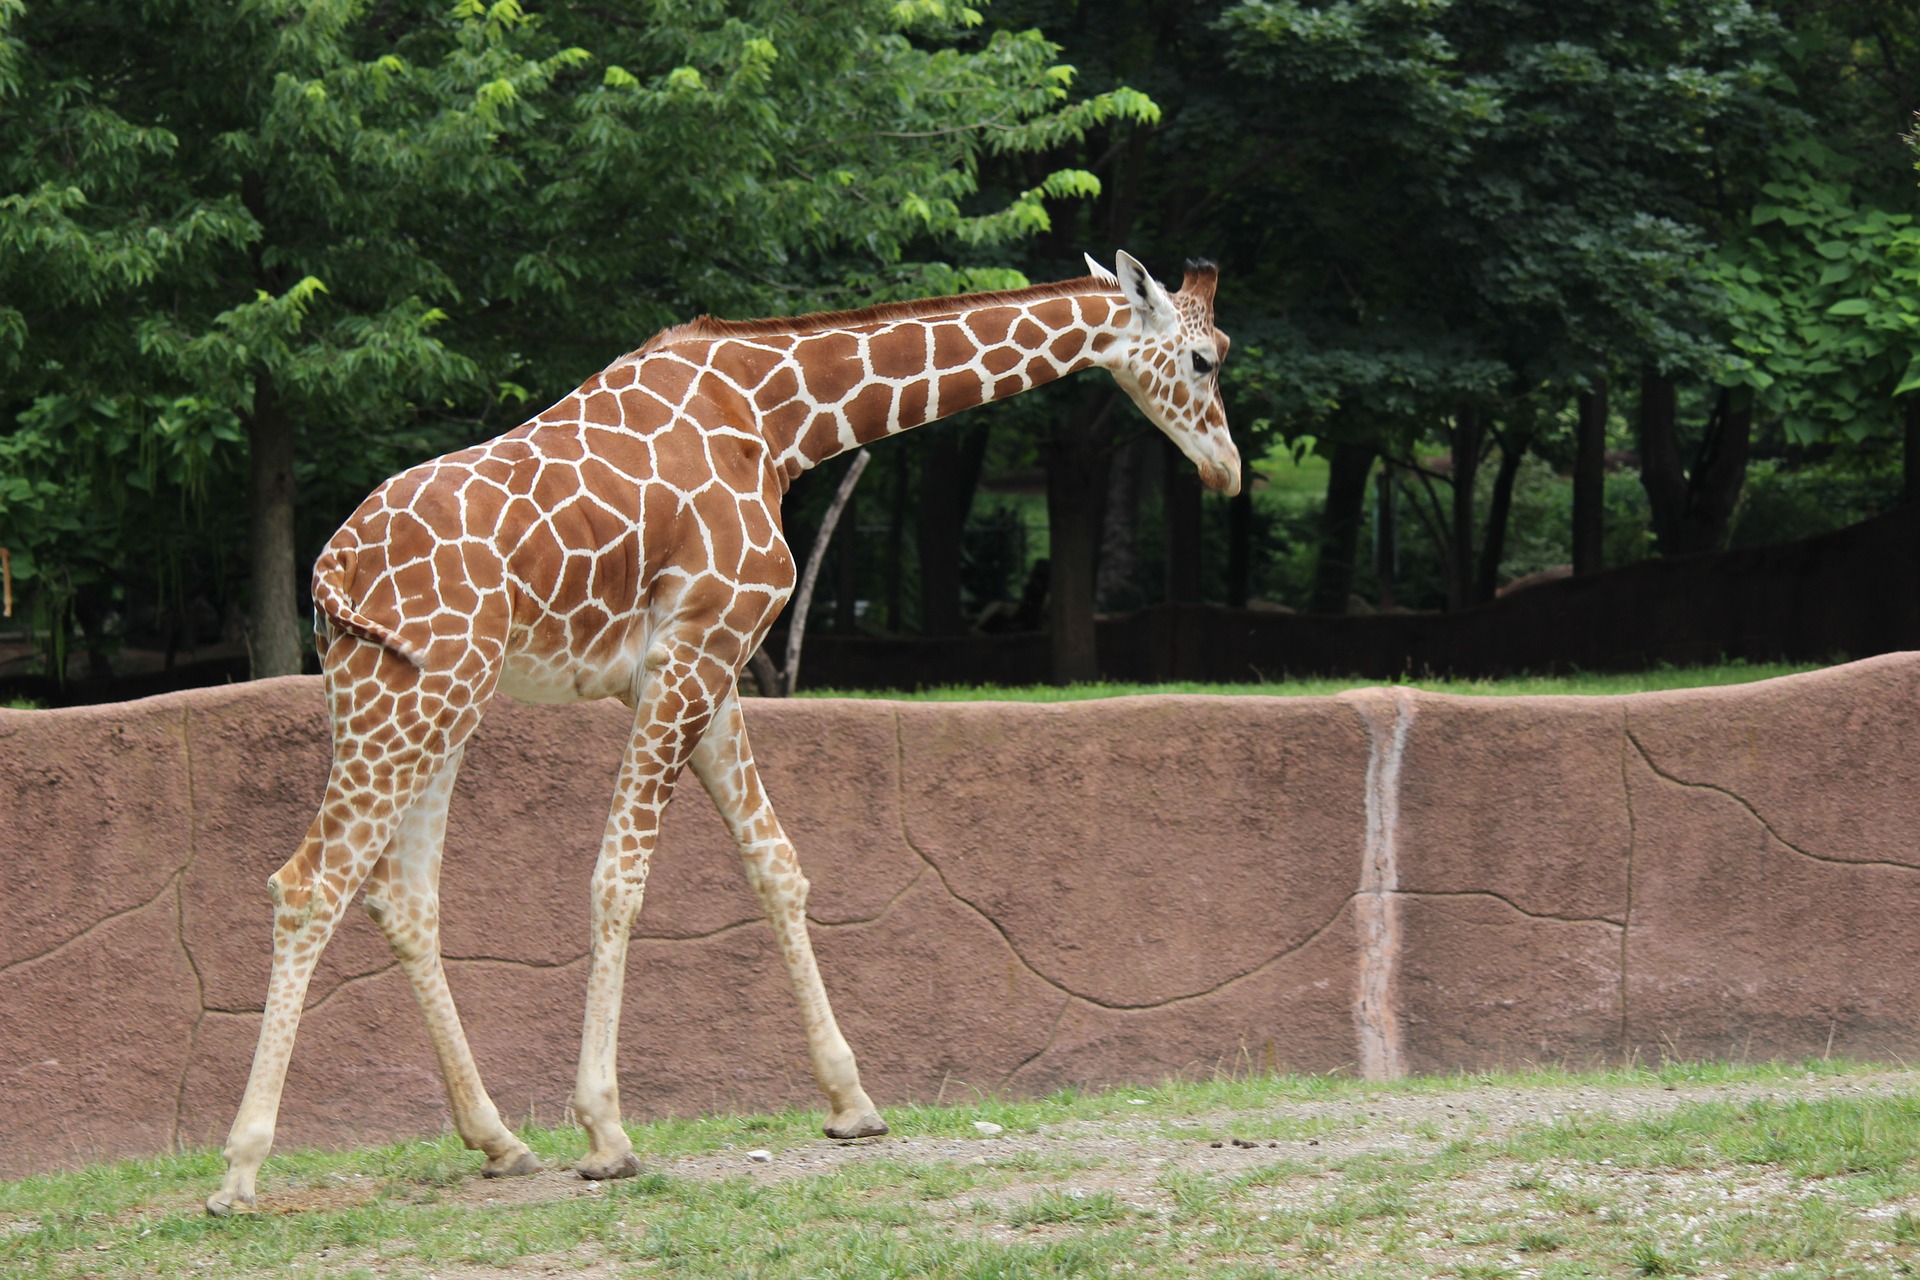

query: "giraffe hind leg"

left=205, top=775, right=400, bottom=1215
left=569, top=639, right=734, bottom=1180
left=361, top=746, right=540, bottom=1179
left=207, top=638, right=497, bottom=1215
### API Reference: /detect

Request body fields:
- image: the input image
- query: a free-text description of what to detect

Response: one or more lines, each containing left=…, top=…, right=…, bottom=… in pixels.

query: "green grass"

left=5, top=1058, right=1917, bottom=1279
left=0, top=663, right=1836, bottom=711
left=1254, top=434, right=1332, bottom=507
left=801, top=659, right=1830, bottom=701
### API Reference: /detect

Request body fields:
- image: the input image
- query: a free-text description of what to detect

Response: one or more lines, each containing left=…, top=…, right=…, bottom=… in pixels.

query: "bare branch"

left=780, top=450, right=871, bottom=695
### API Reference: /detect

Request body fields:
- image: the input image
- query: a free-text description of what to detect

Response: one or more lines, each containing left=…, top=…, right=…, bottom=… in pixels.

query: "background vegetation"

left=2, top=0, right=1916, bottom=685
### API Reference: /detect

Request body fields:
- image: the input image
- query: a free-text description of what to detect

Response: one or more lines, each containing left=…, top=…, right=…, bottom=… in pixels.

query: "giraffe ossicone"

left=205, top=252, right=1236, bottom=1216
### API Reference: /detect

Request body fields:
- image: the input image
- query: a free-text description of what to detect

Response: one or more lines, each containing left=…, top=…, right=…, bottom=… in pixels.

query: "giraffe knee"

left=363, top=887, right=396, bottom=935
left=364, top=887, right=437, bottom=961
left=743, top=842, right=808, bottom=910
left=268, top=867, right=317, bottom=922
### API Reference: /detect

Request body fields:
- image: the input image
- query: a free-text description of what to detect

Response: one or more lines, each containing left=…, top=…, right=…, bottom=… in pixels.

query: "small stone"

left=973, top=1121, right=1003, bottom=1136
left=746, top=1149, right=772, bottom=1163
left=1128, top=1099, right=1150, bottom=1106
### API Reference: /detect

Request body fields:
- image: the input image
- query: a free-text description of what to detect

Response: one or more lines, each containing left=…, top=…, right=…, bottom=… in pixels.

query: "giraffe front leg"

left=570, top=682, right=695, bottom=1181
left=571, top=839, right=651, bottom=1181
left=690, top=693, right=886, bottom=1141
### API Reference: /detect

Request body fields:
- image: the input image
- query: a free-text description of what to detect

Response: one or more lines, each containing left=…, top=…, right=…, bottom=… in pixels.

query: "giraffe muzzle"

left=1201, top=458, right=1242, bottom=497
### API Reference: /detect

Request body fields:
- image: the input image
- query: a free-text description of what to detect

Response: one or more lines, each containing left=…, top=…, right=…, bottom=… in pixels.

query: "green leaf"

left=1824, top=298, right=1872, bottom=316
left=1816, top=259, right=1854, bottom=287
left=663, top=66, right=705, bottom=93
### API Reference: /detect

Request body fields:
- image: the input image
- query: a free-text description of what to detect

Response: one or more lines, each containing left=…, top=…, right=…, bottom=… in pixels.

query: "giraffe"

left=205, top=250, right=1238, bottom=1215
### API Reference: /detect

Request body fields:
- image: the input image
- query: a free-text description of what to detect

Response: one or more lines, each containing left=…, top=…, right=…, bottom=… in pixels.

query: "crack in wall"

left=441, top=950, right=590, bottom=969
left=1000, top=996, right=1074, bottom=1086
left=886, top=705, right=1356, bottom=1014
left=808, top=863, right=928, bottom=931
left=0, top=870, right=185, bottom=979
left=1394, top=889, right=1626, bottom=928
left=171, top=706, right=209, bottom=1152
left=1350, top=688, right=1414, bottom=1082
left=1626, top=726, right=1920, bottom=874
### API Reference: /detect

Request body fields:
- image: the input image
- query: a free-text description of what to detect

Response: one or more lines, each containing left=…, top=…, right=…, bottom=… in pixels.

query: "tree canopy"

left=0, top=0, right=1153, bottom=674
left=2, top=0, right=1916, bottom=689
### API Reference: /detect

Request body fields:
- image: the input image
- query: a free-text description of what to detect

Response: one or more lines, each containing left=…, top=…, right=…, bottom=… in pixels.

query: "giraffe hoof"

left=482, top=1150, right=543, bottom=1179
left=204, top=1191, right=257, bottom=1217
left=824, top=1111, right=889, bottom=1140
left=576, top=1152, right=641, bottom=1181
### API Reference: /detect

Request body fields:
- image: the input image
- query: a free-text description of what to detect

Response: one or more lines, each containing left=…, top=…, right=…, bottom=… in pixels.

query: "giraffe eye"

left=1191, top=351, right=1214, bottom=376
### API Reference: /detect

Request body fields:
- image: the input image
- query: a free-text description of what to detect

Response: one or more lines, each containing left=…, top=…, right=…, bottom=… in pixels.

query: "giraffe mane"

left=634, top=275, right=1119, bottom=355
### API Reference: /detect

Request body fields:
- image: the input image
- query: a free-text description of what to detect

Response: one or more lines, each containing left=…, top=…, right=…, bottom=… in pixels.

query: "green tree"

left=3, top=0, right=569, bottom=675
left=1217, top=0, right=1784, bottom=604
left=1, top=0, right=1152, bottom=680
left=1705, top=110, right=1920, bottom=516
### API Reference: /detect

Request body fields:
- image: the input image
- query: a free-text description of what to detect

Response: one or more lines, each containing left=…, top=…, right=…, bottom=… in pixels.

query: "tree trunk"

left=1046, top=388, right=1116, bottom=684
left=1226, top=484, right=1251, bottom=608
left=1636, top=368, right=1687, bottom=550
left=1374, top=462, right=1397, bottom=610
left=1904, top=395, right=1919, bottom=507
left=885, top=448, right=909, bottom=631
left=834, top=481, right=860, bottom=632
left=1162, top=437, right=1203, bottom=603
left=1446, top=405, right=1482, bottom=611
left=1573, top=375, right=1608, bottom=576
left=245, top=370, right=302, bottom=678
left=914, top=424, right=989, bottom=635
left=1096, top=432, right=1150, bottom=610
left=776, top=451, right=869, bottom=695
left=1636, top=369, right=1752, bottom=556
left=1689, top=386, right=1753, bottom=549
left=1310, top=439, right=1375, bottom=614
left=1477, top=430, right=1528, bottom=602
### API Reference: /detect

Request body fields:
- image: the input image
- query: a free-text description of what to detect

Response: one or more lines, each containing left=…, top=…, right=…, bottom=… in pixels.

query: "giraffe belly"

left=497, top=651, right=644, bottom=705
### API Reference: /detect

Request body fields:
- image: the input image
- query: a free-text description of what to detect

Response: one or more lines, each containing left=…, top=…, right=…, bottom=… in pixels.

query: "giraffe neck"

left=663, top=289, right=1126, bottom=482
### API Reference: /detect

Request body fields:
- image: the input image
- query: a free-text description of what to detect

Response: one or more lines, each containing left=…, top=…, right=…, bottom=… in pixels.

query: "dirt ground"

left=483, top=1066, right=1920, bottom=1203
left=231, top=1066, right=1920, bottom=1280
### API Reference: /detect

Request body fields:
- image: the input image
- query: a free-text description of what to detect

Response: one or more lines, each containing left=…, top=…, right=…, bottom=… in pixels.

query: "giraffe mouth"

left=1200, top=461, right=1241, bottom=497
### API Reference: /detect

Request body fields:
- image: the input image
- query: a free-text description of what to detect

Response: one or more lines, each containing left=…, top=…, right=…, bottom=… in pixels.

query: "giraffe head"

left=1091, top=251, right=1241, bottom=497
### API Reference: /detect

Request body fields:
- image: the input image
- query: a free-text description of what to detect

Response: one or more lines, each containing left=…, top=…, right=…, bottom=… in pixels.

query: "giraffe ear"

left=1114, top=250, right=1176, bottom=334
left=1082, top=252, right=1119, bottom=286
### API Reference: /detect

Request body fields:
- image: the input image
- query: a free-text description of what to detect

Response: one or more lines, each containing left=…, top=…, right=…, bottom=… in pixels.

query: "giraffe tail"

left=311, top=551, right=430, bottom=668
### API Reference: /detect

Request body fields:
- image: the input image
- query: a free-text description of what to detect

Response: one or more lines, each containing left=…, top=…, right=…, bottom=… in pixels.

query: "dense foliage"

left=1, top=0, right=1915, bottom=685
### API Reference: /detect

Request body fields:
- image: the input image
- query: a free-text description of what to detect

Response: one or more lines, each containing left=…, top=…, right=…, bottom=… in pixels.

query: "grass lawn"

left=800, top=659, right=1831, bottom=701
left=7, top=1060, right=1919, bottom=1278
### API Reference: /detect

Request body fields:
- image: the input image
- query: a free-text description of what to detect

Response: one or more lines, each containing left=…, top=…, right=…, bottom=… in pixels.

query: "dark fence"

left=5, top=508, right=1914, bottom=705
left=796, top=505, right=1920, bottom=689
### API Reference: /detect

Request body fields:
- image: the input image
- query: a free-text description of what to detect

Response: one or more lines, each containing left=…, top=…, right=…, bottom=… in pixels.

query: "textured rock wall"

left=2, top=655, right=1916, bottom=1178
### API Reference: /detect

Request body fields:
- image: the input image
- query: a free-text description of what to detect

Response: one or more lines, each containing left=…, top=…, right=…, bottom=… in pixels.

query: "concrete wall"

left=2, top=655, right=1917, bottom=1178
